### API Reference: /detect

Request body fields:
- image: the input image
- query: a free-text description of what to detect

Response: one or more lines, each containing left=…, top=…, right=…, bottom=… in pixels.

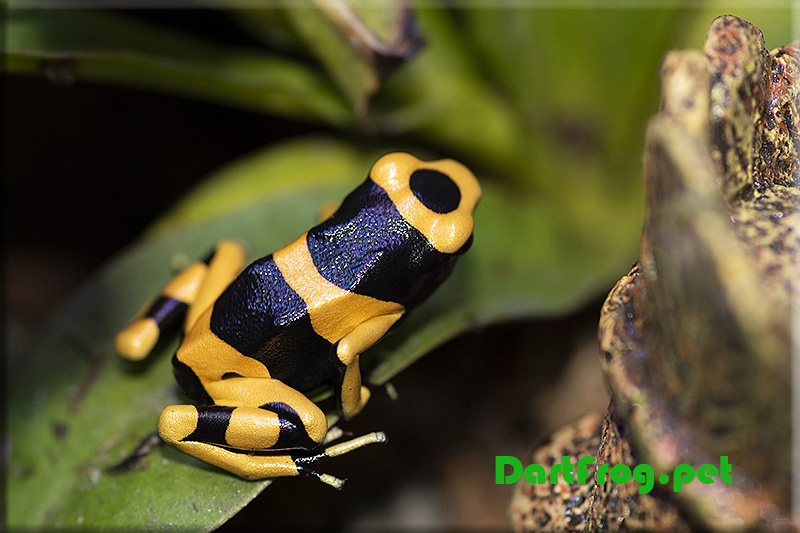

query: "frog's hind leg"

left=158, top=377, right=386, bottom=487
left=115, top=240, right=244, bottom=361
left=183, top=240, right=244, bottom=332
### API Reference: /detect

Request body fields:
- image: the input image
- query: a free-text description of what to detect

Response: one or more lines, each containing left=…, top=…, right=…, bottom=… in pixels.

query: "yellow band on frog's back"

left=273, top=233, right=404, bottom=344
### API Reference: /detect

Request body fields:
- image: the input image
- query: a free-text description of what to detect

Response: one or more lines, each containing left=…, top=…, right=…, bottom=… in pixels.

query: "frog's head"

left=369, top=152, right=482, bottom=256
left=362, top=152, right=481, bottom=308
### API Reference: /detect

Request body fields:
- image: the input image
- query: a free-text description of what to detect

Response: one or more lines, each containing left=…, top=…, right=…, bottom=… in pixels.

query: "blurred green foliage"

left=6, top=3, right=792, bottom=530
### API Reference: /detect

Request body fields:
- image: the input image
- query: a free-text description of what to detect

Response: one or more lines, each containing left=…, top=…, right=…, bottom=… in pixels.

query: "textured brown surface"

left=511, top=16, right=796, bottom=531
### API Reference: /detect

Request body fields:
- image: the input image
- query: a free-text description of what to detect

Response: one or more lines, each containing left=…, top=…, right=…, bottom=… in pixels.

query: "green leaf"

left=146, top=137, right=378, bottom=236
left=6, top=9, right=353, bottom=125
left=6, top=187, right=347, bottom=531
left=6, top=137, right=631, bottom=530
left=372, top=7, right=528, bottom=178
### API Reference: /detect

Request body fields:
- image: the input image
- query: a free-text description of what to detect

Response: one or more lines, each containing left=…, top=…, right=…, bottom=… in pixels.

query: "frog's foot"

left=294, top=431, right=388, bottom=488
left=323, top=425, right=345, bottom=444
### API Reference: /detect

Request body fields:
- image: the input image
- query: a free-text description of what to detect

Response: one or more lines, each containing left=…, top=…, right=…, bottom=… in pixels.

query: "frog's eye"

left=409, top=169, right=461, bottom=214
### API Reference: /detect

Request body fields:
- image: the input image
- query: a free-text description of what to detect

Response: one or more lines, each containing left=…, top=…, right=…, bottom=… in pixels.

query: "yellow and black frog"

left=116, top=152, right=481, bottom=488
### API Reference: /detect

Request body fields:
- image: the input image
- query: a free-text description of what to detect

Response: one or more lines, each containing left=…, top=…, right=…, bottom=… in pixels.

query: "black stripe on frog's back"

left=210, top=255, right=307, bottom=356
left=306, top=178, right=460, bottom=308
left=208, top=255, right=336, bottom=392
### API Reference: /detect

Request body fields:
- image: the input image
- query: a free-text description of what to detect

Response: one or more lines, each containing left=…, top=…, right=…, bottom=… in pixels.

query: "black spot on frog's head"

left=410, top=168, right=461, bottom=214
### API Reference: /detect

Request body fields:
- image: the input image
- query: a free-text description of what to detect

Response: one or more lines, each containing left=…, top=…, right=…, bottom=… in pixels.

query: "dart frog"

left=116, top=152, right=481, bottom=488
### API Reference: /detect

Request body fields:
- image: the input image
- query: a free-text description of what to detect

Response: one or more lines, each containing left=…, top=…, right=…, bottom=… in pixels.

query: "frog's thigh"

left=335, top=312, right=403, bottom=418
left=204, top=377, right=329, bottom=444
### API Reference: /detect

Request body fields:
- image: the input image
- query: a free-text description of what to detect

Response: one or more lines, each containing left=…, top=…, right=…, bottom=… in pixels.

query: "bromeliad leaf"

left=6, top=3, right=427, bottom=125
left=6, top=9, right=353, bottom=126
left=146, top=137, right=378, bottom=236
left=7, top=193, right=343, bottom=531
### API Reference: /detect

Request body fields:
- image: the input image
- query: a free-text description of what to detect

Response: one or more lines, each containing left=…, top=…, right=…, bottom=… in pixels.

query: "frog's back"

left=209, top=256, right=336, bottom=391
left=306, top=177, right=462, bottom=308
left=205, top=179, right=422, bottom=392
left=205, top=161, right=478, bottom=392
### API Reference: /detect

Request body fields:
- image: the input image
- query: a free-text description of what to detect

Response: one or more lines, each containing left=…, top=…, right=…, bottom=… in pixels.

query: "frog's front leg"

left=158, top=377, right=385, bottom=487
left=333, top=312, right=404, bottom=418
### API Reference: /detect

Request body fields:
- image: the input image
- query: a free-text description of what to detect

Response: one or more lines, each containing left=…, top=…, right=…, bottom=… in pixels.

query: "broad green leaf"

left=7, top=189, right=348, bottom=531
left=6, top=9, right=353, bottom=125
left=146, top=137, right=379, bottom=236
left=458, top=8, right=682, bottom=163
left=6, top=137, right=632, bottom=530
